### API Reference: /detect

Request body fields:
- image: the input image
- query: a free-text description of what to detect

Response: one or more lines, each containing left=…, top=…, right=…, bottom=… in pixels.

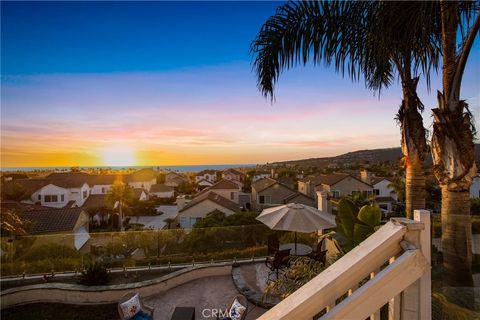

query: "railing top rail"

left=258, top=220, right=408, bottom=320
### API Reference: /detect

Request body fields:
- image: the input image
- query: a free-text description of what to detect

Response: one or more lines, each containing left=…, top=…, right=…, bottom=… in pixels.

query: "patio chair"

left=311, top=249, right=328, bottom=265
left=309, top=238, right=327, bottom=265
left=218, top=295, right=248, bottom=320
left=265, top=248, right=291, bottom=279
left=267, top=234, right=279, bottom=256
left=118, top=292, right=155, bottom=320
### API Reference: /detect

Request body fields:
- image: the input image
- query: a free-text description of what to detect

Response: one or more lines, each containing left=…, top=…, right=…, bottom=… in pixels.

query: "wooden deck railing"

left=258, top=210, right=431, bottom=320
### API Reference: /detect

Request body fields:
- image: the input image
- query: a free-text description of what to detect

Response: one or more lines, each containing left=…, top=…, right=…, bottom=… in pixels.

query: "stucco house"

left=13, top=178, right=91, bottom=208
left=252, top=172, right=271, bottom=182
left=21, top=207, right=90, bottom=250
left=196, top=179, right=215, bottom=191
left=165, top=172, right=189, bottom=188
left=195, top=170, right=217, bottom=183
left=369, top=176, right=397, bottom=212
left=222, top=168, right=246, bottom=189
left=197, top=179, right=241, bottom=203
left=299, top=173, right=373, bottom=200
left=149, top=184, right=175, bottom=198
left=8, top=169, right=158, bottom=209
left=252, top=177, right=315, bottom=210
left=470, top=174, right=480, bottom=198
left=175, top=192, right=241, bottom=229
left=124, top=168, right=157, bottom=191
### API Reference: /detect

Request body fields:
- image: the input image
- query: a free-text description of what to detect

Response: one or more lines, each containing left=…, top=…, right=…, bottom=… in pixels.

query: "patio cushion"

left=229, top=298, right=246, bottom=320
left=119, top=293, right=141, bottom=319
left=131, top=310, right=152, bottom=320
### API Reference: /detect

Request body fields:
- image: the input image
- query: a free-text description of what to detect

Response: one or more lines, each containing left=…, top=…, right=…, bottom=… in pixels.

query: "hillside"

left=272, top=144, right=480, bottom=168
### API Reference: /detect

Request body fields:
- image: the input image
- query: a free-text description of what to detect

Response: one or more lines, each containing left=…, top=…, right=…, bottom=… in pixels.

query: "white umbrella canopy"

left=256, top=203, right=336, bottom=233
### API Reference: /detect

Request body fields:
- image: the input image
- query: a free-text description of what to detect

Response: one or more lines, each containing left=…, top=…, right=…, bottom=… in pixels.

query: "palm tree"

left=106, top=180, right=134, bottom=230
left=387, top=178, right=406, bottom=203
left=431, top=2, right=479, bottom=291
left=251, top=1, right=440, bottom=219
left=164, top=217, right=176, bottom=229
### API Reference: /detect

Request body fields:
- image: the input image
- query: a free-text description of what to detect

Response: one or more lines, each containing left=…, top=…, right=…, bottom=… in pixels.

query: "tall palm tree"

left=251, top=1, right=439, bottom=219
left=431, top=2, right=479, bottom=291
left=106, top=180, right=134, bottom=230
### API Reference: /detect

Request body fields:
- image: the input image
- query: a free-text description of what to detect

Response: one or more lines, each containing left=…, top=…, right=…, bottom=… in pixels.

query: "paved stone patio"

left=144, top=275, right=267, bottom=320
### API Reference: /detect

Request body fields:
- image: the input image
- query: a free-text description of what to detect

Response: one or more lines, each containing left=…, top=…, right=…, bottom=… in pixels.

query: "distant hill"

left=272, top=144, right=480, bottom=168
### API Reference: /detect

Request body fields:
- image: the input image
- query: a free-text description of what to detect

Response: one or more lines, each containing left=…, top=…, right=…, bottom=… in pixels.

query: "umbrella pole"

left=295, top=232, right=297, bottom=253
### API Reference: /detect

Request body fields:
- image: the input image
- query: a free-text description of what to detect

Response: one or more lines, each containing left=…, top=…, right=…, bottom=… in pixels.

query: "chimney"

left=176, top=195, right=186, bottom=210
left=317, top=191, right=331, bottom=214
left=360, top=169, right=372, bottom=184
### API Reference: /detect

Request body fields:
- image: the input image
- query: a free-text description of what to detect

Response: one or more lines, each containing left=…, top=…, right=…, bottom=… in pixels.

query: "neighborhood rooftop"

left=20, top=207, right=85, bottom=234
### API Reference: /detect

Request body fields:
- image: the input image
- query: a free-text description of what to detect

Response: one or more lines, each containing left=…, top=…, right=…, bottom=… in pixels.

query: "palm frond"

left=250, top=0, right=444, bottom=99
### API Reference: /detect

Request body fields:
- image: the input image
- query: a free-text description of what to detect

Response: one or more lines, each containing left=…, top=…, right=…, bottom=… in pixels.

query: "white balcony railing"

left=258, top=210, right=431, bottom=320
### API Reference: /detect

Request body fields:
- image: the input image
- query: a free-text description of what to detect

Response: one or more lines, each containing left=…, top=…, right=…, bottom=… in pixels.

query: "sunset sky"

left=1, top=2, right=479, bottom=167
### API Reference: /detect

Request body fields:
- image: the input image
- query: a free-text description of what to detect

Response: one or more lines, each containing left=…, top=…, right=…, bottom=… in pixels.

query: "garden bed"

left=1, top=303, right=118, bottom=320
left=1, top=267, right=177, bottom=290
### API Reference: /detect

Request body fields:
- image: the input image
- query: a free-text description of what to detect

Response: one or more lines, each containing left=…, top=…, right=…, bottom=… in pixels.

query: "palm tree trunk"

left=405, top=162, right=425, bottom=218
left=399, top=77, right=427, bottom=219
left=441, top=186, right=473, bottom=287
left=119, top=201, right=123, bottom=230
left=440, top=186, right=474, bottom=308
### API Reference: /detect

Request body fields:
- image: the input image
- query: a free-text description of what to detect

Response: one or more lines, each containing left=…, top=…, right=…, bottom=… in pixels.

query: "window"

left=83, top=190, right=88, bottom=199
left=230, top=192, right=235, bottom=200
left=38, top=195, right=41, bottom=201
left=373, top=189, right=380, bottom=196
left=101, top=187, right=106, bottom=194
left=259, top=195, right=272, bottom=204
left=61, top=194, right=65, bottom=202
left=362, top=190, right=373, bottom=198
left=44, top=195, right=58, bottom=202
left=331, top=191, right=340, bottom=198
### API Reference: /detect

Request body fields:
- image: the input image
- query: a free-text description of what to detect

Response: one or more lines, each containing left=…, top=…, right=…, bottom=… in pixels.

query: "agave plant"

left=334, top=199, right=382, bottom=253
left=78, top=261, right=110, bottom=286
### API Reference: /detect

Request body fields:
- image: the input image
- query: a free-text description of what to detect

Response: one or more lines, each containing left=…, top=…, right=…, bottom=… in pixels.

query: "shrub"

left=78, top=262, right=110, bottom=285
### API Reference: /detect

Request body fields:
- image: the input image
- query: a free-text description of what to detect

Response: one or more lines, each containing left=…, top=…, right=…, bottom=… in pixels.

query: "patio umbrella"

left=256, top=203, right=336, bottom=251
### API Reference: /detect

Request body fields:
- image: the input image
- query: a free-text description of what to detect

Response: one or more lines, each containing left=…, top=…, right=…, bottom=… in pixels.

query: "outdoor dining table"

left=280, top=243, right=313, bottom=256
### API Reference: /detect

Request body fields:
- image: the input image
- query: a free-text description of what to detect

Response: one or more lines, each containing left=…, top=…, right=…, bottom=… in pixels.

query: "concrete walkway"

left=131, top=205, right=178, bottom=229
left=144, top=275, right=267, bottom=320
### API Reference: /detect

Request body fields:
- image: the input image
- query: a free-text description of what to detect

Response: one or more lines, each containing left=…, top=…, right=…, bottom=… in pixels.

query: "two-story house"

left=165, top=172, right=189, bottom=188
left=252, top=177, right=315, bottom=211
left=195, top=170, right=217, bottom=183
left=222, top=168, right=246, bottom=189
left=9, top=169, right=159, bottom=209
left=197, top=179, right=241, bottom=203
left=299, top=173, right=373, bottom=200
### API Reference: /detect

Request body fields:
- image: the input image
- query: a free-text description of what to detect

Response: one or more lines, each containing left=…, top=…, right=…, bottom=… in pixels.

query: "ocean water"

left=0, top=164, right=257, bottom=173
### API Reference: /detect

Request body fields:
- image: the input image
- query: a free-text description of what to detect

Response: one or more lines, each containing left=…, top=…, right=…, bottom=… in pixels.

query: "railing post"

left=394, top=210, right=431, bottom=320
left=414, top=210, right=431, bottom=320
left=388, top=256, right=401, bottom=320
left=369, top=268, right=381, bottom=320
